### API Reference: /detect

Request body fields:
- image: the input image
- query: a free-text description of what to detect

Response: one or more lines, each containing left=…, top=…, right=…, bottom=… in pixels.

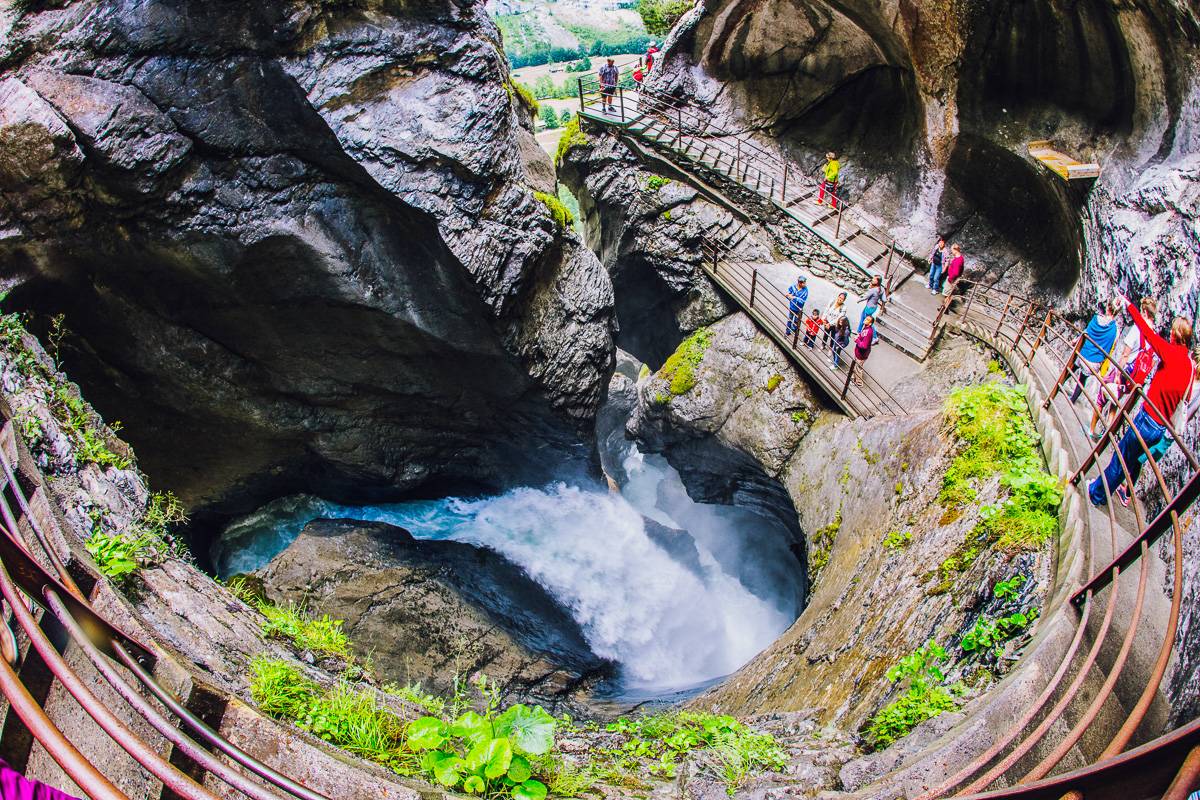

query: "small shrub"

left=959, top=608, right=1038, bottom=659
left=534, top=191, right=574, bottom=230
left=883, top=529, right=911, bottom=550
left=993, top=574, right=1025, bottom=601
left=657, top=327, right=712, bottom=395
left=538, top=104, right=560, bottom=129
left=644, top=175, right=670, bottom=191
left=765, top=374, right=783, bottom=392
left=866, top=641, right=957, bottom=750
left=86, top=491, right=187, bottom=582
left=661, top=210, right=672, bottom=221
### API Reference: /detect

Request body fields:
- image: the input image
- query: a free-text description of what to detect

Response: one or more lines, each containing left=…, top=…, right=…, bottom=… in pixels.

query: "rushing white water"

left=213, top=445, right=803, bottom=692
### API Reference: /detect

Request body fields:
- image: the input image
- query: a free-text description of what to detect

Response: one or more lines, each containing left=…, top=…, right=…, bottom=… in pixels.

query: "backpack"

left=1128, top=334, right=1155, bottom=385
left=1170, top=360, right=1197, bottom=434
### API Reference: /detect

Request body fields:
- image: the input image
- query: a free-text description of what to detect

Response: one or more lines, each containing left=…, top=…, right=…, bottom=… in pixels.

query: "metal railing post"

left=1029, top=311, right=1053, bottom=360
left=994, top=294, right=1014, bottom=338
left=782, top=163, right=788, bottom=203
left=749, top=269, right=758, bottom=307
left=577, top=78, right=584, bottom=113
left=1014, top=305, right=1035, bottom=348
left=842, top=360, right=856, bottom=398
left=835, top=206, right=843, bottom=239
left=736, top=139, right=741, bottom=182
left=619, top=88, right=625, bottom=123
left=1045, top=334, right=1084, bottom=408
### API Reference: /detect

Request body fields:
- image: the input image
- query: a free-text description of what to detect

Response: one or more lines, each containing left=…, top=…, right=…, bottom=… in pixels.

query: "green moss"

left=765, top=374, right=783, bottom=393
left=511, top=80, right=538, bottom=115
left=661, top=210, right=672, bottom=221
left=808, top=509, right=841, bottom=583
left=936, top=382, right=1062, bottom=582
left=790, top=410, right=811, bottom=425
left=644, top=175, right=671, bottom=191
left=657, top=327, right=712, bottom=395
left=883, top=529, right=912, bottom=550
left=554, top=116, right=587, bottom=167
left=534, top=191, right=574, bottom=230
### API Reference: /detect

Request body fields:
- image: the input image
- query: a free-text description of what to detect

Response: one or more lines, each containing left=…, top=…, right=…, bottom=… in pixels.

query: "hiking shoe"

left=1116, top=486, right=1131, bottom=507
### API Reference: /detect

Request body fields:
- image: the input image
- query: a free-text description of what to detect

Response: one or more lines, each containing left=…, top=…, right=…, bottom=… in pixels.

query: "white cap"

left=648, top=41, right=657, bottom=47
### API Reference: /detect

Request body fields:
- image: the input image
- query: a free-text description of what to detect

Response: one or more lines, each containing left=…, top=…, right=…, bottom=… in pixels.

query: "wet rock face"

left=0, top=0, right=615, bottom=527
left=257, top=519, right=615, bottom=712
left=655, top=0, right=1200, bottom=301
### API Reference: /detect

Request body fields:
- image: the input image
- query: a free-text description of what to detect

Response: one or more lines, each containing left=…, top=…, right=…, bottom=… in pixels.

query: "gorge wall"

left=0, top=0, right=615, bottom=538
left=651, top=0, right=1200, bottom=305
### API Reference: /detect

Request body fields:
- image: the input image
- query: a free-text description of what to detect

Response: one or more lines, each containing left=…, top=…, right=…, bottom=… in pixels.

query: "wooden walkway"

left=1028, top=141, right=1101, bottom=181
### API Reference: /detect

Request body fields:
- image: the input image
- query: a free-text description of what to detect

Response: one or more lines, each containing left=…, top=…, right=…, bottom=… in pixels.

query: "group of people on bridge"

left=597, top=41, right=659, bottom=114
left=784, top=274, right=891, bottom=387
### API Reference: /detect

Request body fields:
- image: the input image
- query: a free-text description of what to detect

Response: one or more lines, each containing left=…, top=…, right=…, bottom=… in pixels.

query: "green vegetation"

left=250, top=662, right=785, bottom=797
left=534, top=191, right=575, bottom=230
left=765, top=373, right=783, bottom=393
left=883, top=529, right=912, bottom=550
left=497, top=13, right=650, bottom=67
left=657, top=327, right=712, bottom=395
left=790, top=410, right=810, bottom=425
left=937, top=383, right=1061, bottom=582
left=554, top=116, right=588, bottom=167
left=227, top=577, right=352, bottom=660
left=512, top=80, right=539, bottom=114
left=538, top=104, right=561, bottom=129
left=556, top=184, right=582, bottom=235
left=644, top=175, right=671, bottom=192
left=808, top=509, right=841, bottom=582
left=960, top=608, right=1038, bottom=659
left=637, top=0, right=693, bottom=36
left=86, top=491, right=188, bottom=582
left=865, top=641, right=958, bottom=750
left=993, top=574, right=1025, bottom=601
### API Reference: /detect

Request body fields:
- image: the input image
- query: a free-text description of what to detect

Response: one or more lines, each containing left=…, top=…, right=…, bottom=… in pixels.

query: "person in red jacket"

left=645, top=41, right=659, bottom=72
left=942, top=243, right=965, bottom=295
left=1089, top=295, right=1195, bottom=507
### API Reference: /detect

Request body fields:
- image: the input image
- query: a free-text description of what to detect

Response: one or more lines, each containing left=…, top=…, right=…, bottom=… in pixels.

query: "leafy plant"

left=644, top=175, right=670, bottom=192
left=993, top=574, right=1025, bottom=601
left=866, top=641, right=957, bottom=750
left=637, top=0, right=694, bottom=36
left=657, top=327, right=712, bottom=395
left=86, top=491, right=188, bottom=582
left=883, top=529, right=912, bottom=550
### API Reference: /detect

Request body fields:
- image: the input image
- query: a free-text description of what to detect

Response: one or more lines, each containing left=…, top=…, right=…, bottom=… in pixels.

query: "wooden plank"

left=1028, top=142, right=1100, bottom=181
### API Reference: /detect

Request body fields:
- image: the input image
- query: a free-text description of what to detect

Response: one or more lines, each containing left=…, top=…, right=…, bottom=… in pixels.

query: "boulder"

left=257, top=518, right=616, bottom=712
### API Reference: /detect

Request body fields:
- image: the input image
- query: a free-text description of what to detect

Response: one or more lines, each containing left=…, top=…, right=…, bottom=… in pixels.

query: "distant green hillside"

left=492, top=1, right=651, bottom=67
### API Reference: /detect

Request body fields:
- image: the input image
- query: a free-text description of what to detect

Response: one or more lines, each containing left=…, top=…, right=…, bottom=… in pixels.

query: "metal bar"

left=1013, top=305, right=1034, bottom=348
left=835, top=205, right=843, bottom=239
left=842, top=360, right=855, bottom=399
left=44, top=590, right=296, bottom=800
left=1028, top=311, right=1053, bottom=360
left=994, top=294, right=1014, bottom=338
left=112, top=644, right=334, bottom=800
left=0, top=629, right=129, bottom=798
left=0, top=551, right=220, bottom=800
left=577, top=78, right=583, bottom=113
left=782, top=162, right=788, bottom=203
left=1072, top=469, right=1200, bottom=603
left=1071, top=388, right=1140, bottom=483
left=0, top=449, right=83, bottom=599
left=1162, top=745, right=1200, bottom=800
left=619, top=87, right=625, bottom=123
left=749, top=269, right=758, bottom=307
left=1044, top=335, right=1083, bottom=408
left=0, top=523, right=154, bottom=664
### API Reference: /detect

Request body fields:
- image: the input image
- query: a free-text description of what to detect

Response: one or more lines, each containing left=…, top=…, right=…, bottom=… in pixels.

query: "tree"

left=637, top=0, right=694, bottom=37
left=539, top=105, right=561, bottom=130
left=559, top=109, right=573, bottom=126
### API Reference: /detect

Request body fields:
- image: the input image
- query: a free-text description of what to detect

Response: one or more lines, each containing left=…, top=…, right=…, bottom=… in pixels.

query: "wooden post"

left=749, top=269, right=758, bottom=307
left=994, top=294, right=1014, bottom=338
left=842, top=360, right=856, bottom=399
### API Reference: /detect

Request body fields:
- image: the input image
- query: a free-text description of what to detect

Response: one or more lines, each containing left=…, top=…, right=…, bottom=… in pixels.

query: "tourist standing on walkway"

left=803, top=308, right=824, bottom=348
left=786, top=276, right=808, bottom=334
left=1070, top=298, right=1121, bottom=403
left=817, top=152, right=840, bottom=208
left=632, top=65, right=645, bottom=90
left=928, top=237, right=946, bottom=295
left=645, top=42, right=659, bottom=72
left=830, top=316, right=851, bottom=370
left=858, top=276, right=886, bottom=333
left=599, top=59, right=619, bottom=114
left=1089, top=295, right=1194, bottom=508
left=823, top=291, right=848, bottom=349
left=943, top=243, right=965, bottom=296
left=853, top=316, right=875, bottom=386
left=1089, top=298, right=1158, bottom=439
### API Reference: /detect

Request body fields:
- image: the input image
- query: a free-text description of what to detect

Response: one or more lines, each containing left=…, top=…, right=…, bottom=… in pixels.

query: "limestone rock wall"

left=0, top=0, right=616, bottom=529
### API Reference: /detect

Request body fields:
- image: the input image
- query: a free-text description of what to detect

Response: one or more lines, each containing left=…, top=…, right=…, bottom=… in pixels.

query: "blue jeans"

left=858, top=305, right=877, bottom=333
left=928, top=262, right=943, bottom=292
left=786, top=304, right=804, bottom=334
left=1089, top=409, right=1165, bottom=506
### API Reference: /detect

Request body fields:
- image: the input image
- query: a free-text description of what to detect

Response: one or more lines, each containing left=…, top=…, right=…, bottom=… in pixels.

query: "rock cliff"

left=0, top=0, right=615, bottom=531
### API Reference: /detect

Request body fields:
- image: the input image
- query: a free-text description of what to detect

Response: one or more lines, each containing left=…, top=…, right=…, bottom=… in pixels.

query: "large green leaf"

left=407, top=716, right=448, bottom=750
left=462, top=775, right=486, bottom=794
left=433, top=755, right=466, bottom=787
left=513, top=779, right=548, bottom=800
left=465, top=737, right=513, bottom=779
left=507, top=754, right=532, bottom=783
left=450, top=711, right=492, bottom=747
left=494, top=704, right=556, bottom=755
